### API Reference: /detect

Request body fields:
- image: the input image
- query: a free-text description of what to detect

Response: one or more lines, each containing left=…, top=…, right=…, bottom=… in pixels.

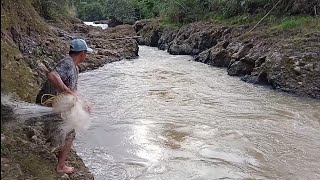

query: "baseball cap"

left=70, top=39, right=93, bottom=52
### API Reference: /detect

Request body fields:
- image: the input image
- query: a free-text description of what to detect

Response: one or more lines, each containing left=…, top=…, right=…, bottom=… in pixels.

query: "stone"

left=208, top=48, right=231, bottom=67
left=61, top=174, right=69, bottom=179
left=1, top=134, right=5, bottom=141
left=73, top=24, right=89, bottom=33
left=158, top=28, right=178, bottom=50
left=304, top=63, right=314, bottom=71
left=293, top=66, right=301, bottom=75
left=1, top=158, right=10, bottom=164
left=14, top=54, right=23, bottom=61
left=31, top=135, right=44, bottom=145
left=15, top=164, right=23, bottom=176
left=107, top=16, right=123, bottom=28
left=255, top=56, right=266, bottom=67
left=133, top=19, right=152, bottom=32
left=231, top=43, right=253, bottom=60
left=227, top=60, right=254, bottom=76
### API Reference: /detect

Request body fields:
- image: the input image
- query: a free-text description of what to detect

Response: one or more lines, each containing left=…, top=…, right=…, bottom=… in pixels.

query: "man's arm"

left=47, top=71, right=75, bottom=95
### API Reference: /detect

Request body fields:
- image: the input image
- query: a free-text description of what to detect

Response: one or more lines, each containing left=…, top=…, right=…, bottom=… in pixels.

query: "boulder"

left=107, top=16, right=123, bottom=28
left=195, top=43, right=231, bottom=67
left=167, top=23, right=223, bottom=55
left=227, top=59, right=255, bottom=76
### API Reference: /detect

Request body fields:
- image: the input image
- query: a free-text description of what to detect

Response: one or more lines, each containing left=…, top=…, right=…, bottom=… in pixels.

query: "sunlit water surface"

left=75, top=46, right=320, bottom=180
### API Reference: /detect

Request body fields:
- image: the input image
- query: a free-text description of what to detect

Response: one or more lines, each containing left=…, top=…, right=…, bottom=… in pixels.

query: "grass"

left=204, top=13, right=320, bottom=31
left=207, top=13, right=264, bottom=26
left=156, top=12, right=320, bottom=34
left=271, top=16, right=320, bottom=30
left=159, top=17, right=185, bottom=28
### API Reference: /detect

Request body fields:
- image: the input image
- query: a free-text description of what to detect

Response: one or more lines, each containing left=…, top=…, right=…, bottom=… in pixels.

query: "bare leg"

left=56, top=137, right=75, bottom=174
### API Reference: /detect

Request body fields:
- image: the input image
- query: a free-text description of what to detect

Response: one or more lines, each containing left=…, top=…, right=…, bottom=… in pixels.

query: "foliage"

left=31, top=0, right=71, bottom=20
left=103, top=0, right=136, bottom=22
left=78, top=2, right=104, bottom=21
left=272, top=16, right=320, bottom=30
left=129, top=0, right=164, bottom=19
left=31, top=0, right=320, bottom=24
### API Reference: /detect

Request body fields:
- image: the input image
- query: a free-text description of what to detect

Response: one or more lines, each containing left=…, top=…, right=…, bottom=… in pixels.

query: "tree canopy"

left=32, top=0, right=320, bottom=23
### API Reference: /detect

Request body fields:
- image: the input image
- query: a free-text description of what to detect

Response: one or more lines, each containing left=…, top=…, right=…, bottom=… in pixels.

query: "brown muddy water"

left=75, top=46, right=320, bottom=180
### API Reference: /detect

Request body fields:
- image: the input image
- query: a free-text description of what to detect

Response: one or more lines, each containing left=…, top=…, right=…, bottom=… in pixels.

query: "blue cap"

left=70, top=39, right=93, bottom=52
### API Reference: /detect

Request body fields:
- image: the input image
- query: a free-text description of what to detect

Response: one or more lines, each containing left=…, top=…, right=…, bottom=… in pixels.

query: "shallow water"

left=75, top=46, right=320, bottom=180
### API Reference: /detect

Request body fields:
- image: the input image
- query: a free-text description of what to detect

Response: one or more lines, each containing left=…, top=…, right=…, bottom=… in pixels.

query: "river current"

left=75, top=46, right=320, bottom=180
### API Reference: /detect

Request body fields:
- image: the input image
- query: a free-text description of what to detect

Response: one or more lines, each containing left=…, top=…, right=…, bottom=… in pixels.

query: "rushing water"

left=84, top=22, right=108, bottom=29
left=75, top=46, right=320, bottom=180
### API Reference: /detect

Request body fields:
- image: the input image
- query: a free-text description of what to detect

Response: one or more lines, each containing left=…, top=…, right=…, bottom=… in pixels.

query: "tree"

left=103, top=0, right=136, bottom=22
left=78, top=2, right=104, bottom=21
left=32, top=0, right=71, bottom=20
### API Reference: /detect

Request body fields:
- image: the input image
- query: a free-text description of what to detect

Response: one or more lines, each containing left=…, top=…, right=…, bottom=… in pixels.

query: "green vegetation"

left=30, top=0, right=319, bottom=24
left=73, top=0, right=320, bottom=23
left=78, top=2, right=104, bottom=21
left=98, top=0, right=136, bottom=22
left=31, top=0, right=74, bottom=20
left=272, top=16, right=320, bottom=30
left=208, top=14, right=320, bottom=30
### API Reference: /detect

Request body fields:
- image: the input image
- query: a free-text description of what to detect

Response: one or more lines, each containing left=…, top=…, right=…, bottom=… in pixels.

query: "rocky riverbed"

left=134, top=19, right=320, bottom=99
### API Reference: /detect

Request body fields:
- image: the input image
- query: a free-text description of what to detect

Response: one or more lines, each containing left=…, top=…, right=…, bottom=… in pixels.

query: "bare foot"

left=56, top=165, right=75, bottom=174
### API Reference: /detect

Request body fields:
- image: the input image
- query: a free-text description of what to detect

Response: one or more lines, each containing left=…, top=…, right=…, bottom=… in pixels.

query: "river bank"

left=1, top=0, right=319, bottom=178
left=1, top=0, right=139, bottom=179
left=134, top=19, right=320, bottom=99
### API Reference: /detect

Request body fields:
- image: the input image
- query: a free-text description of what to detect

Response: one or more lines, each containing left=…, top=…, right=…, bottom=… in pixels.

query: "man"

left=36, top=38, right=92, bottom=174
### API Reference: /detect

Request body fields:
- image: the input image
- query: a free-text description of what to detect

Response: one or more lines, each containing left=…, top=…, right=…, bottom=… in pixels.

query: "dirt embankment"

left=134, top=19, right=320, bottom=99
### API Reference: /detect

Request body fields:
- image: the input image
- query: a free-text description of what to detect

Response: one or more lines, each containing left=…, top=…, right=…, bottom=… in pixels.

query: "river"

left=84, top=22, right=108, bottom=29
left=75, top=46, right=320, bottom=180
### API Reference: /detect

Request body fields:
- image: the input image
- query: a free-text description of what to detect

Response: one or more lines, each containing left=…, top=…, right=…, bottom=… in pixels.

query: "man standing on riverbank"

left=36, top=38, right=92, bottom=174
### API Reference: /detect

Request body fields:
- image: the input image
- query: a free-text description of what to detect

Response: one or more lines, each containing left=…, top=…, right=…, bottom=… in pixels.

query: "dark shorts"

left=36, top=94, right=76, bottom=151
left=44, top=115, right=76, bottom=151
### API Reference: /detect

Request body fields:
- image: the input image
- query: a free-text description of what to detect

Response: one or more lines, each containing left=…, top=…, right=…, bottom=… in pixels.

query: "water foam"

left=1, top=93, right=54, bottom=123
left=1, top=93, right=91, bottom=137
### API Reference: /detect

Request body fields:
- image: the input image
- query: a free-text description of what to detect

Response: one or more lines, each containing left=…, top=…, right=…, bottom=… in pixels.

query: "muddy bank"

left=134, top=19, right=320, bottom=99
